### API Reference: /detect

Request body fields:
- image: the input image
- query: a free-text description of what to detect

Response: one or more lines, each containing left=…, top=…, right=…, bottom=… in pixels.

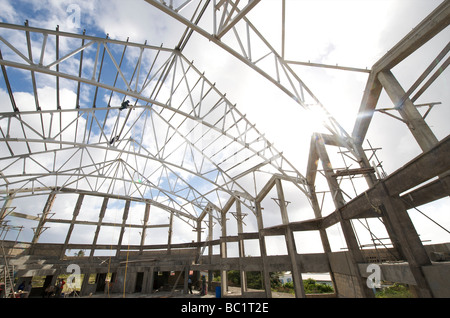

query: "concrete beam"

left=400, top=172, right=450, bottom=208
left=352, top=1, right=450, bottom=144
left=372, top=1, right=450, bottom=73
left=322, top=135, right=450, bottom=228
left=256, top=175, right=276, bottom=202
left=383, top=135, right=450, bottom=196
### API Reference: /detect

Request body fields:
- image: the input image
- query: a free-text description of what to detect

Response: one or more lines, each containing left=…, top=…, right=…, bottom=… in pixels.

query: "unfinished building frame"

left=1, top=0, right=449, bottom=298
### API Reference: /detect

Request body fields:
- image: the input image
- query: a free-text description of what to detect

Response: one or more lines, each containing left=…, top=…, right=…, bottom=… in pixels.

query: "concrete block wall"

left=333, top=272, right=367, bottom=298
left=422, top=263, right=450, bottom=297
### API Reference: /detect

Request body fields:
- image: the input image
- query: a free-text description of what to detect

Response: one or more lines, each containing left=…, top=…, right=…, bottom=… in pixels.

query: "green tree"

left=75, top=250, right=85, bottom=257
left=246, top=272, right=262, bottom=289
left=303, top=278, right=333, bottom=294
left=227, top=270, right=240, bottom=286
left=375, top=283, right=413, bottom=298
left=270, top=272, right=283, bottom=289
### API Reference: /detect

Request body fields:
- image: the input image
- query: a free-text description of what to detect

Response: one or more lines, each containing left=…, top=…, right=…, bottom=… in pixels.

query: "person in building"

left=120, top=100, right=131, bottom=110
left=200, top=275, right=206, bottom=296
left=188, top=276, right=193, bottom=294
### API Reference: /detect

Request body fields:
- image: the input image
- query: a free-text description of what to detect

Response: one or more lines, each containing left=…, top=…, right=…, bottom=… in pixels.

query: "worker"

left=120, top=100, right=130, bottom=110
left=200, top=275, right=206, bottom=296
left=23, top=281, right=32, bottom=298
left=109, top=136, right=119, bottom=145
left=18, top=281, right=25, bottom=291
left=188, top=276, right=193, bottom=294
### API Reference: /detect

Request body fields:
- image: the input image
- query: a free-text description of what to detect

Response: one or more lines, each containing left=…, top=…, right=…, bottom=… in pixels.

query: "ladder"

left=1, top=213, right=23, bottom=298
left=0, top=263, right=15, bottom=298
left=0, top=235, right=16, bottom=298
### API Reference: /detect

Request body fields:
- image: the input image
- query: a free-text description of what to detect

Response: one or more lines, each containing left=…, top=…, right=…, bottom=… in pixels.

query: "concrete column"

left=183, top=266, right=189, bottom=294
left=139, top=203, right=150, bottom=255
left=351, top=142, right=405, bottom=259
left=378, top=70, right=438, bottom=152
left=379, top=185, right=433, bottom=297
left=60, top=194, right=84, bottom=259
left=207, top=209, right=213, bottom=291
left=307, top=184, right=339, bottom=294
left=220, top=209, right=228, bottom=296
left=47, top=269, right=61, bottom=295
left=196, top=219, right=202, bottom=263
left=90, top=197, right=108, bottom=259
left=235, top=200, right=247, bottom=294
left=194, top=219, right=202, bottom=283
left=315, top=134, right=372, bottom=297
left=142, top=268, right=154, bottom=294
left=0, top=193, right=15, bottom=223
left=116, top=200, right=130, bottom=255
left=80, top=270, right=91, bottom=296
left=167, top=212, right=174, bottom=255
left=275, top=179, right=306, bottom=298
left=30, top=192, right=56, bottom=251
left=255, top=200, right=272, bottom=298
left=114, top=267, right=135, bottom=295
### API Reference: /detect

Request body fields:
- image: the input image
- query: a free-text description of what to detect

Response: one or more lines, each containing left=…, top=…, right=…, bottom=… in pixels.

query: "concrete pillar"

left=379, top=185, right=433, bottom=297
left=275, top=179, right=306, bottom=298
left=90, top=197, right=108, bottom=259
left=307, top=184, right=339, bottom=294
left=235, top=200, right=247, bottom=294
left=30, top=192, right=56, bottom=254
left=207, top=209, right=213, bottom=291
left=116, top=200, right=130, bottom=255
left=60, top=194, right=84, bottom=259
left=143, top=268, right=155, bottom=294
left=378, top=70, right=438, bottom=152
left=220, top=209, right=228, bottom=296
left=375, top=72, right=441, bottom=296
left=0, top=193, right=15, bottom=223
left=46, top=269, right=61, bottom=296
left=80, top=270, right=91, bottom=296
left=351, top=142, right=406, bottom=260
left=196, top=219, right=202, bottom=263
left=167, top=212, right=174, bottom=255
left=183, top=266, right=189, bottom=294
left=139, top=203, right=150, bottom=255
left=255, top=200, right=272, bottom=298
left=315, top=134, right=372, bottom=297
left=194, top=219, right=202, bottom=283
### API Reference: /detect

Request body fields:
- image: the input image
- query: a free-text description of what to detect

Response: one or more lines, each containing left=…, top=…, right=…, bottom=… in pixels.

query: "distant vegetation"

left=272, top=278, right=334, bottom=295
left=214, top=271, right=334, bottom=294
left=375, top=283, right=413, bottom=298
